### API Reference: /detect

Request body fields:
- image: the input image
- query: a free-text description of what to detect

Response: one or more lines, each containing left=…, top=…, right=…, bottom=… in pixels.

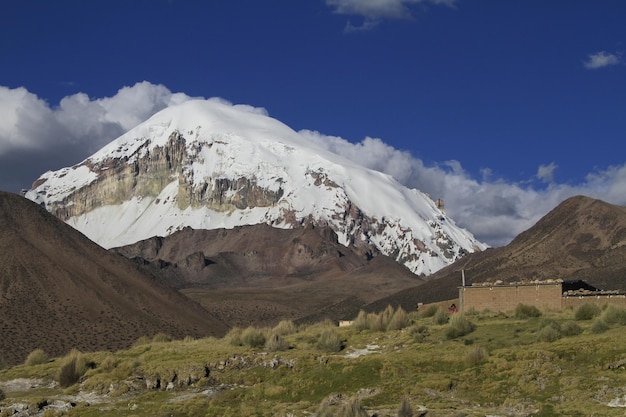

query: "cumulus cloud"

left=299, top=130, right=626, bottom=247
left=326, top=0, right=457, bottom=31
left=0, top=81, right=198, bottom=157
left=3, top=81, right=626, bottom=249
left=536, top=162, right=557, bottom=183
left=584, top=51, right=621, bottom=69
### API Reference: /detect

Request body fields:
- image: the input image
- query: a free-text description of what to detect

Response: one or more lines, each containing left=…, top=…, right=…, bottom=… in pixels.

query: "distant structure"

left=458, top=278, right=626, bottom=313
left=435, top=198, right=445, bottom=211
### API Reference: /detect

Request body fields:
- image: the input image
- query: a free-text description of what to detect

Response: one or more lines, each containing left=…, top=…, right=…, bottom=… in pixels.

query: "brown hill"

left=365, top=195, right=626, bottom=312
left=0, top=192, right=228, bottom=367
left=113, top=224, right=425, bottom=327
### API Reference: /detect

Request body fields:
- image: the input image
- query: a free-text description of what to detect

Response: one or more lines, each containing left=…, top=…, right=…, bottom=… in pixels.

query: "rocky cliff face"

left=27, top=99, right=486, bottom=276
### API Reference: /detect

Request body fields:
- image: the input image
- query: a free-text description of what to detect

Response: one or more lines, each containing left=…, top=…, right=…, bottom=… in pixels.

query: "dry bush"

left=420, top=304, right=439, bottom=318
left=25, top=348, right=49, bottom=366
left=316, top=328, right=343, bottom=352
left=273, top=320, right=297, bottom=336
left=240, top=326, right=266, bottom=348
left=600, top=306, right=626, bottom=325
left=57, top=349, right=90, bottom=388
left=151, top=333, right=172, bottom=343
left=466, top=346, right=489, bottom=367
left=590, top=319, right=609, bottom=334
left=338, top=397, right=369, bottom=417
left=266, top=332, right=289, bottom=352
left=433, top=308, right=449, bottom=325
left=226, top=327, right=244, bottom=346
left=514, top=303, right=542, bottom=319
left=560, top=321, right=583, bottom=336
left=387, top=307, right=410, bottom=331
left=537, top=323, right=562, bottom=343
left=397, top=395, right=414, bottom=417
left=353, top=310, right=369, bottom=331
left=444, top=314, right=475, bottom=339
left=132, top=335, right=151, bottom=347
left=575, top=303, right=601, bottom=321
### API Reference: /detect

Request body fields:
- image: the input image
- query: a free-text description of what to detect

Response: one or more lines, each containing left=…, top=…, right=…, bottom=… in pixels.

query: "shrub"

left=338, top=397, right=368, bottom=417
left=0, top=388, right=5, bottom=401
left=25, top=348, right=49, bottom=366
left=420, top=304, right=439, bottom=318
left=353, top=310, right=370, bottom=331
left=600, top=306, right=626, bottom=325
left=561, top=321, right=583, bottom=336
left=466, top=346, right=488, bottom=367
left=132, top=336, right=151, bottom=347
left=575, top=303, right=601, bottom=321
left=152, top=333, right=172, bottom=343
left=444, top=314, right=475, bottom=339
left=514, top=303, right=542, bottom=319
left=226, top=327, right=244, bottom=346
left=433, top=309, right=449, bottom=325
left=591, top=319, right=609, bottom=334
left=397, top=396, right=414, bottom=417
left=240, top=327, right=266, bottom=348
left=316, top=328, right=343, bottom=352
left=408, top=324, right=429, bottom=342
left=537, top=323, right=562, bottom=342
left=387, top=307, right=410, bottom=331
left=265, top=332, right=289, bottom=352
left=273, top=320, right=297, bottom=336
left=57, top=349, right=90, bottom=388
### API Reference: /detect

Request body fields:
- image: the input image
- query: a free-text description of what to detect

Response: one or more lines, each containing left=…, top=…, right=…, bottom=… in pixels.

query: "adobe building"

left=458, top=279, right=626, bottom=313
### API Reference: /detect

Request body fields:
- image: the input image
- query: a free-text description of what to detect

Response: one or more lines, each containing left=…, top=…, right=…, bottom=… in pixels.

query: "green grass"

left=2, top=306, right=626, bottom=416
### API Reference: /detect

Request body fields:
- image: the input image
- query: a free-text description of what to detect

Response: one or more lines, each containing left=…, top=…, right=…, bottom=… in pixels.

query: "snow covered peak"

left=26, top=98, right=486, bottom=275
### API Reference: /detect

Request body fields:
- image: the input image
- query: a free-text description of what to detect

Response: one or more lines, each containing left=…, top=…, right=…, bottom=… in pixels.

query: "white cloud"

left=326, top=0, right=457, bottom=31
left=300, top=130, right=626, bottom=247
left=537, top=162, right=557, bottom=183
left=0, top=81, right=199, bottom=157
left=3, top=82, right=626, bottom=249
left=584, top=51, right=621, bottom=69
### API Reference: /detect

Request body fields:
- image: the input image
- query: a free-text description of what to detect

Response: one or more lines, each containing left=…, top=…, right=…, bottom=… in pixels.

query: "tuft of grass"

left=444, top=314, right=475, bottom=339
left=338, top=396, right=369, bottom=417
left=397, top=395, right=414, bottom=417
left=514, top=303, right=542, bottom=319
left=316, top=328, right=343, bottom=352
left=266, top=332, right=289, bottom=352
left=537, top=323, right=562, bottom=343
left=420, top=304, right=439, bottom=318
left=240, top=326, right=266, bottom=348
left=590, top=318, right=609, bottom=334
left=151, top=333, right=172, bottom=343
left=466, top=346, right=489, bottom=367
left=273, top=320, right=297, bottom=336
left=560, top=321, right=582, bottom=336
left=600, top=305, right=626, bottom=325
left=574, top=303, right=601, bottom=321
left=24, top=348, right=49, bottom=366
left=433, top=308, right=449, bottom=325
left=387, top=307, right=410, bottom=331
left=57, top=349, right=91, bottom=388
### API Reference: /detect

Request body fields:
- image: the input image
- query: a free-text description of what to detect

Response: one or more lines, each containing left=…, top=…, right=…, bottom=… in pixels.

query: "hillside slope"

left=0, top=192, right=228, bottom=366
left=113, top=224, right=424, bottom=327
left=366, top=195, right=626, bottom=311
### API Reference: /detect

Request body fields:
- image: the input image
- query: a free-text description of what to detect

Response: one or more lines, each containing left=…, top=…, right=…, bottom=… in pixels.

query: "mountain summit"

left=26, top=99, right=485, bottom=275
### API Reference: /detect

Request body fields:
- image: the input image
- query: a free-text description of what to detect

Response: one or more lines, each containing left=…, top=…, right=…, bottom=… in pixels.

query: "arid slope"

left=0, top=192, right=228, bottom=366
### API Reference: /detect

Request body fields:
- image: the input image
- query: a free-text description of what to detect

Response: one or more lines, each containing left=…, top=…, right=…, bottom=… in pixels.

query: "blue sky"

left=1, top=0, right=625, bottom=247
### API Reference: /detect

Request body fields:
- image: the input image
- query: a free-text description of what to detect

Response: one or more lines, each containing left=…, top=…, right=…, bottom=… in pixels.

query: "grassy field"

left=2, top=303, right=626, bottom=416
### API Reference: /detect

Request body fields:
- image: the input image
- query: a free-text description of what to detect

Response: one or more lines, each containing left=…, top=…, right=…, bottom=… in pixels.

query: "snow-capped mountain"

left=26, top=99, right=486, bottom=275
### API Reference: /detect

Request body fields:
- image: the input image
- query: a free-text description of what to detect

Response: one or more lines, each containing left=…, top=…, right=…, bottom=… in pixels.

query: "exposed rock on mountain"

left=0, top=191, right=228, bottom=367
left=365, top=195, right=626, bottom=311
left=26, top=99, right=485, bottom=276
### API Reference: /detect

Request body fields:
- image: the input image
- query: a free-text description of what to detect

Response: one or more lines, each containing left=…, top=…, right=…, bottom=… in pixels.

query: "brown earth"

left=0, top=192, right=228, bottom=367
left=113, top=225, right=425, bottom=327
left=365, top=195, right=626, bottom=312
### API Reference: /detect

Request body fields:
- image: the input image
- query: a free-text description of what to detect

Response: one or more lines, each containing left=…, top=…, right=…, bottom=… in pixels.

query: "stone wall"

left=459, top=283, right=563, bottom=313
